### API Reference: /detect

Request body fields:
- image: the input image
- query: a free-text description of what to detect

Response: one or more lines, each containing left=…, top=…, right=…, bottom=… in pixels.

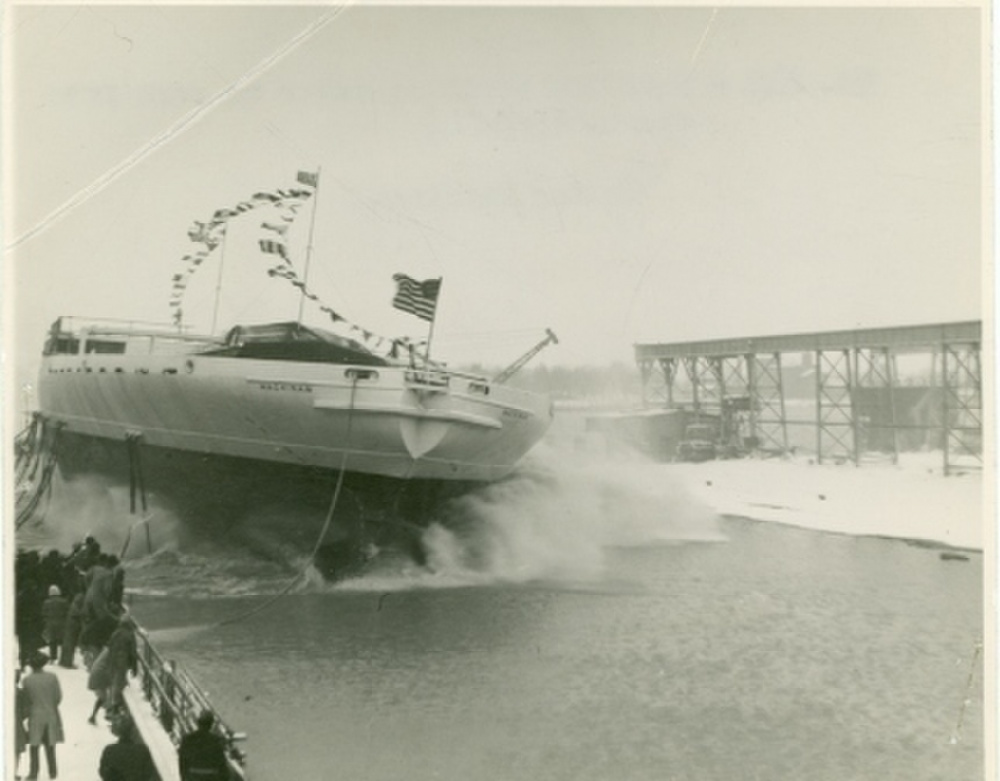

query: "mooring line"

left=213, top=376, right=361, bottom=628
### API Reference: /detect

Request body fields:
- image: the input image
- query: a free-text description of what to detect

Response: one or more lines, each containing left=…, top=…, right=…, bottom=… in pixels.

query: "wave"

left=18, top=441, right=723, bottom=596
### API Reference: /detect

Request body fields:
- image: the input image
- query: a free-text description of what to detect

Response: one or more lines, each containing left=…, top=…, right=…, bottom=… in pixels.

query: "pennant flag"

left=297, top=170, right=319, bottom=188
left=259, top=239, right=288, bottom=259
left=187, top=221, right=209, bottom=242
left=392, top=274, right=441, bottom=322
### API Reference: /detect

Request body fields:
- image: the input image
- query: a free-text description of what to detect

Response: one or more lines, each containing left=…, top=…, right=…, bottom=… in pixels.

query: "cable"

left=15, top=421, right=62, bottom=529
left=7, top=3, right=353, bottom=251
left=213, top=375, right=362, bottom=628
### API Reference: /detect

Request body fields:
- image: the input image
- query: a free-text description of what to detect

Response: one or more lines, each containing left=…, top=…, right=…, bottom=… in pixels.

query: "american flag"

left=392, top=274, right=442, bottom=322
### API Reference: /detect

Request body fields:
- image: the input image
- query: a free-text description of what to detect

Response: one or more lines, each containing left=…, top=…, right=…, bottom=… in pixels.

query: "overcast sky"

left=3, top=2, right=986, bottom=391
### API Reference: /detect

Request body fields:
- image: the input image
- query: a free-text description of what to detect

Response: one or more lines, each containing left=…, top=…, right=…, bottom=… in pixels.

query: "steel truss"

left=941, top=342, right=982, bottom=475
left=748, top=352, right=787, bottom=454
left=635, top=321, right=982, bottom=473
left=815, top=349, right=855, bottom=464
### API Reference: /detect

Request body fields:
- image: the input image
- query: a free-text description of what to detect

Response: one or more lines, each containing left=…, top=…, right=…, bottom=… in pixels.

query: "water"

left=123, top=520, right=982, bottom=781
left=19, top=437, right=984, bottom=780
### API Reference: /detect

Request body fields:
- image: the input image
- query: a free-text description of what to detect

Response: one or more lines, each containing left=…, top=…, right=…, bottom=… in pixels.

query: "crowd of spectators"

left=15, top=535, right=127, bottom=671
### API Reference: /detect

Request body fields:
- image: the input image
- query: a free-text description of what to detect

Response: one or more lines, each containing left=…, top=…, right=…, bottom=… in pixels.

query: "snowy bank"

left=666, top=452, right=985, bottom=551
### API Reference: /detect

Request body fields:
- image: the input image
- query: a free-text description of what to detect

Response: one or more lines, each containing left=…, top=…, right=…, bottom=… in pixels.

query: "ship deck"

left=14, top=664, right=179, bottom=781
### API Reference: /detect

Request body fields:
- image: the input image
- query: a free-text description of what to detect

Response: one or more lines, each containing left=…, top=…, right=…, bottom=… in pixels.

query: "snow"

left=668, top=452, right=986, bottom=551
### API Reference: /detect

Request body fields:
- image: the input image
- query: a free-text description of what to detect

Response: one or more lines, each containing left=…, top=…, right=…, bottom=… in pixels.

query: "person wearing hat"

left=40, top=586, right=69, bottom=665
left=178, top=709, right=228, bottom=781
left=21, top=651, right=63, bottom=780
left=98, top=712, right=154, bottom=781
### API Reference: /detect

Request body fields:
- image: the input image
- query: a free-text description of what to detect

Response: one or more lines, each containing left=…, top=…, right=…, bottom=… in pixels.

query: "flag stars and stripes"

left=392, top=274, right=441, bottom=322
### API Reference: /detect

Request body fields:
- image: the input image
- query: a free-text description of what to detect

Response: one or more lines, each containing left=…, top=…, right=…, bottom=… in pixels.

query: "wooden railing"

left=133, top=626, right=248, bottom=779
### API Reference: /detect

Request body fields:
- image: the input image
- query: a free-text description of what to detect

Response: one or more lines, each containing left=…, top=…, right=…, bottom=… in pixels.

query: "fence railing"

left=133, top=626, right=248, bottom=780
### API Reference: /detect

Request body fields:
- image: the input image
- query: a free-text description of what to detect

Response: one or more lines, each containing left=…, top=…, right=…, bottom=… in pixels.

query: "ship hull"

left=51, top=427, right=471, bottom=555
left=38, top=350, right=552, bottom=483
left=32, top=325, right=552, bottom=572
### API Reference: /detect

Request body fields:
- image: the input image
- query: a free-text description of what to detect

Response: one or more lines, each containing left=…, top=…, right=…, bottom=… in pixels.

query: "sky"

left=2, top=2, right=987, bottom=397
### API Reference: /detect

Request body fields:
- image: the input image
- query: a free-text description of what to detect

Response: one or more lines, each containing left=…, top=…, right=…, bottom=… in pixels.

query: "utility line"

left=6, top=3, right=352, bottom=252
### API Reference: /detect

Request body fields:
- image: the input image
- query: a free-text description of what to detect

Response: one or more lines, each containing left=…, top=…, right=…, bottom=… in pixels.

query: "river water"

left=18, top=433, right=985, bottom=780
left=125, top=512, right=982, bottom=781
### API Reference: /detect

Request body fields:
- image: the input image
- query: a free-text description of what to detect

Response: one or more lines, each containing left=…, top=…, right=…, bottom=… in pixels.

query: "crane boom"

left=493, top=329, right=559, bottom=384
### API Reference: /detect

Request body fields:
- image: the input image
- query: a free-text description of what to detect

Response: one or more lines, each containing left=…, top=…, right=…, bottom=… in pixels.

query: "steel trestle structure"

left=634, top=321, right=983, bottom=474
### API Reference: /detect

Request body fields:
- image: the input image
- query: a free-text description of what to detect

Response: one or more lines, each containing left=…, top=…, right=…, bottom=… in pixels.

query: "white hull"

left=38, top=338, right=552, bottom=484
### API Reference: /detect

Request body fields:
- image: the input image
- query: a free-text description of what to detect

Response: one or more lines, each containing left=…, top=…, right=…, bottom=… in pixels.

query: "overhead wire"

left=7, top=3, right=353, bottom=252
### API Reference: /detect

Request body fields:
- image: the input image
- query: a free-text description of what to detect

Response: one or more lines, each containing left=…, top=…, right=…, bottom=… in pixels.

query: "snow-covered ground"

left=668, top=452, right=986, bottom=551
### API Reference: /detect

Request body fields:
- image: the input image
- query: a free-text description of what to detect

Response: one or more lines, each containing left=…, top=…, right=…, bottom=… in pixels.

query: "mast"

left=209, top=225, right=228, bottom=336
left=297, top=167, right=321, bottom=324
left=424, top=277, right=443, bottom=365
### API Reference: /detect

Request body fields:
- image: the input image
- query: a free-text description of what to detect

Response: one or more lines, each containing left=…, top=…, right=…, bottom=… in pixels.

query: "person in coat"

left=21, top=651, right=63, bottom=780
left=87, top=645, right=113, bottom=725
left=179, top=709, right=229, bottom=781
left=16, top=572, right=44, bottom=670
left=40, top=586, right=69, bottom=664
left=59, top=591, right=84, bottom=669
left=79, top=556, right=119, bottom=669
left=14, top=670, right=28, bottom=779
left=106, top=615, right=139, bottom=712
left=99, top=713, right=155, bottom=781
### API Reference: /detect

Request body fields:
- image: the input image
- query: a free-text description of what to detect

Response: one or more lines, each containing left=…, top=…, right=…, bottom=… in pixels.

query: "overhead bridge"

left=634, top=321, right=983, bottom=474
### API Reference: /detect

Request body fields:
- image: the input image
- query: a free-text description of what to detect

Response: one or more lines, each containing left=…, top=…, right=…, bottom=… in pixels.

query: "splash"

left=413, top=442, right=723, bottom=584
left=332, top=442, right=723, bottom=592
left=18, top=471, right=183, bottom=560
left=22, top=438, right=723, bottom=595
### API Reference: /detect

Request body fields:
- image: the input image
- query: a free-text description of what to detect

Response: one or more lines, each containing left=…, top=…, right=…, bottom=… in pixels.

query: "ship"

left=23, top=316, right=556, bottom=573
left=16, top=173, right=559, bottom=574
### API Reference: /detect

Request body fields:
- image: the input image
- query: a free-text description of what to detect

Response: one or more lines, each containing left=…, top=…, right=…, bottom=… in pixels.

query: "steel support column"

left=816, top=349, right=855, bottom=464
left=941, top=341, right=982, bottom=475
left=854, top=347, right=899, bottom=463
left=744, top=352, right=787, bottom=454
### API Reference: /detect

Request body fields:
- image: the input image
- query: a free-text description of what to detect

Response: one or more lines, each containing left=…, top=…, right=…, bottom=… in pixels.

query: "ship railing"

left=53, top=315, right=201, bottom=336
left=405, top=368, right=451, bottom=388
left=48, top=316, right=224, bottom=356
left=133, top=625, right=248, bottom=780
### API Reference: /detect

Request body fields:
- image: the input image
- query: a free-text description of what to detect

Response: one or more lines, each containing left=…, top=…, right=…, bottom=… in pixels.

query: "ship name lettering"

left=257, top=382, right=312, bottom=392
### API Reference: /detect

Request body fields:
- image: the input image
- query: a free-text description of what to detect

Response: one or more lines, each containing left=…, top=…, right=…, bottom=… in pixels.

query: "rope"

left=213, top=375, right=362, bottom=628
left=15, top=421, right=62, bottom=529
left=126, top=433, right=150, bottom=515
left=119, top=512, right=158, bottom=560
left=13, top=416, right=40, bottom=486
